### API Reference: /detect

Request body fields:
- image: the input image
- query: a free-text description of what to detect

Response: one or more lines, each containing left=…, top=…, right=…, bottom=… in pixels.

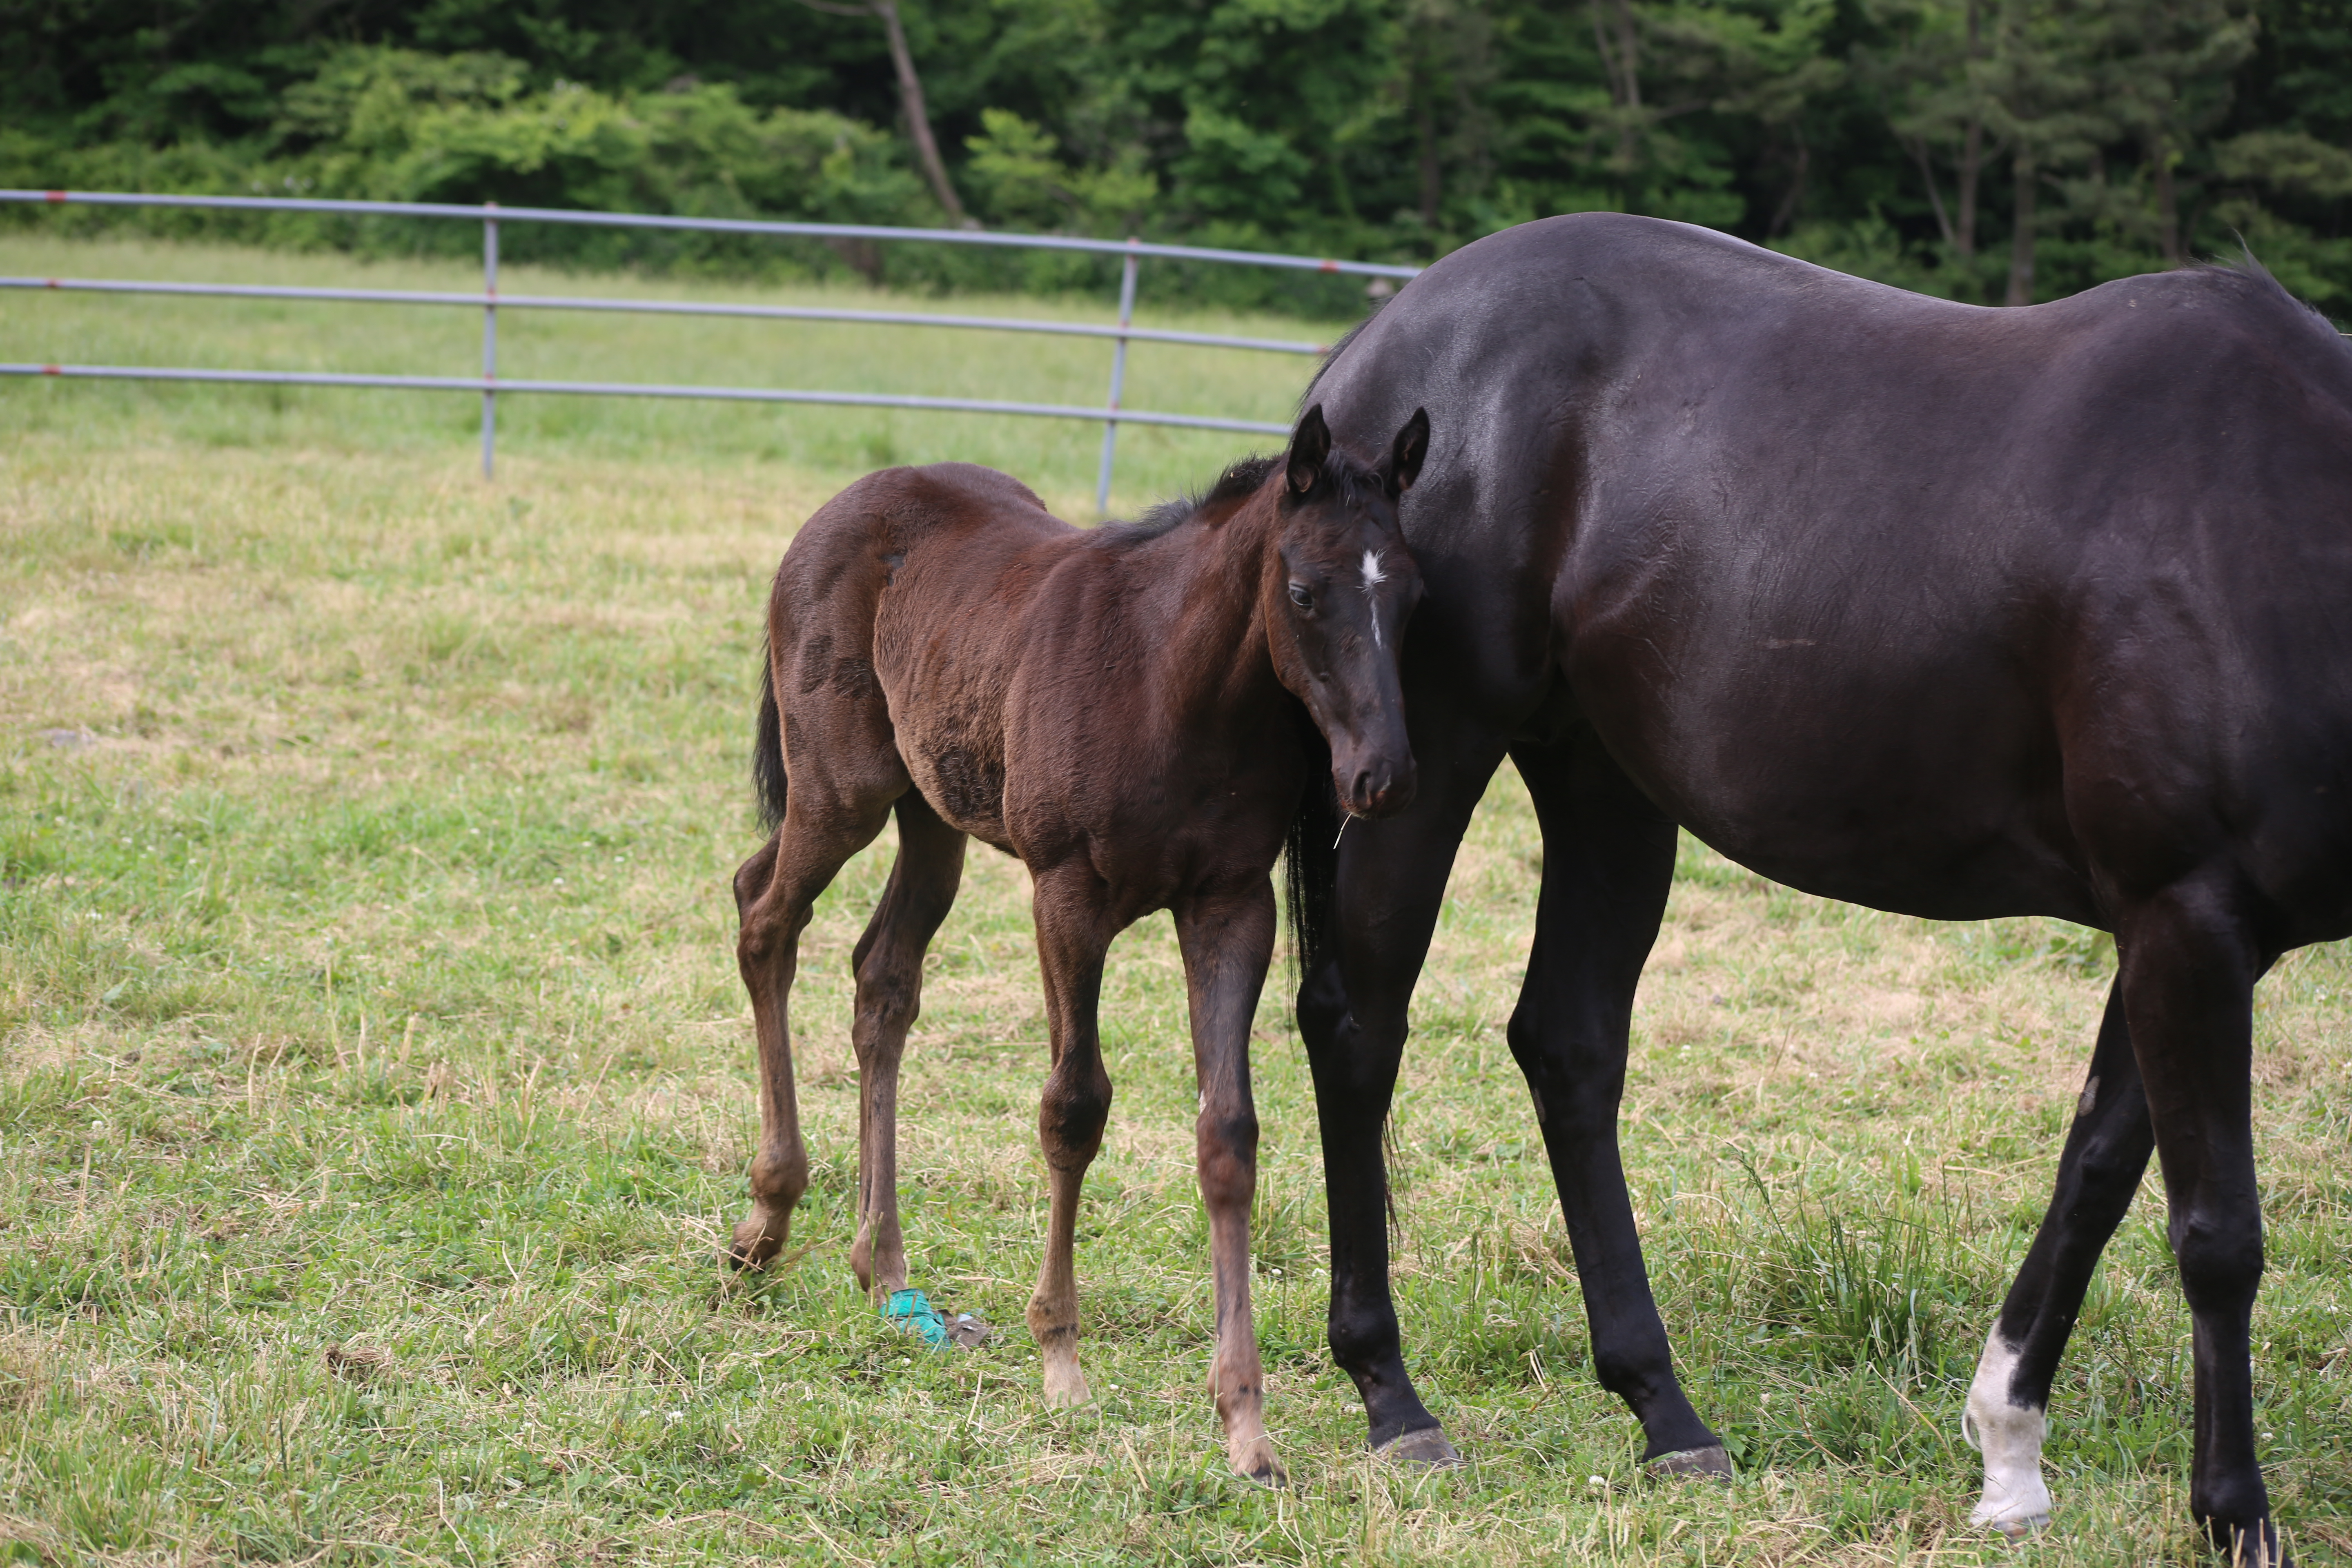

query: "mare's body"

left=731, top=416, right=1425, bottom=1482
left=1291, top=212, right=2352, bottom=1561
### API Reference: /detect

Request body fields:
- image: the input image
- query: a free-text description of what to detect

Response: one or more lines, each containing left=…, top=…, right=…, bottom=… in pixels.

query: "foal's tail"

left=753, top=642, right=789, bottom=834
left=1283, top=720, right=1341, bottom=979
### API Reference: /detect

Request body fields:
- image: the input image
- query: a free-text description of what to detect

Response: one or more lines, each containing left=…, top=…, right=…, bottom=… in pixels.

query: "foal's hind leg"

left=730, top=784, right=900, bottom=1269
left=846, top=793, right=968, bottom=1299
left=1024, top=864, right=1118, bottom=1406
left=1964, top=980, right=2154, bottom=1537
left=1175, top=880, right=1284, bottom=1484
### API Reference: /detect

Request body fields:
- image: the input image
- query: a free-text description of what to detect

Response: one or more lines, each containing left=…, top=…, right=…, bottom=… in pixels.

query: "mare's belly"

left=1572, top=629, right=2100, bottom=924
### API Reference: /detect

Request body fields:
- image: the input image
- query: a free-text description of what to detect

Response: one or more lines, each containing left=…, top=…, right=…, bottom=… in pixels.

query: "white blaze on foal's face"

left=1361, top=549, right=1389, bottom=647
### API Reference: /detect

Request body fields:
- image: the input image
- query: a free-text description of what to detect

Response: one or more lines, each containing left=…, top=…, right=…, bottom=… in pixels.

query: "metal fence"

left=0, top=190, right=1421, bottom=510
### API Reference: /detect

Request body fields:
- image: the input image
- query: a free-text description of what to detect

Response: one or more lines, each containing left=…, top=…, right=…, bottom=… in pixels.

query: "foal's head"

left=1263, top=404, right=1429, bottom=819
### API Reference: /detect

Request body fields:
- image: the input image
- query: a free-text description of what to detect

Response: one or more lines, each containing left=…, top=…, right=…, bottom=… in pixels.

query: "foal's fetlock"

left=729, top=1157, right=805, bottom=1269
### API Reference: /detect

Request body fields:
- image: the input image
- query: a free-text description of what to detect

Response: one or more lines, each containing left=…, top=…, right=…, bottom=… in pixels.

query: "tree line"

left=5, top=0, right=2348, bottom=316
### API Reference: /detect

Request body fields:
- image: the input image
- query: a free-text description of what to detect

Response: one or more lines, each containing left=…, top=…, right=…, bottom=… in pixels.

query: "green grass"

left=3, top=236, right=2350, bottom=1565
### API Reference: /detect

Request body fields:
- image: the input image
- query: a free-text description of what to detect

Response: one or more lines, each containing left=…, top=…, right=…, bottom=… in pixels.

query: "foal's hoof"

left=1374, top=1427, right=1463, bottom=1468
left=1646, top=1445, right=1734, bottom=1483
left=1041, top=1363, right=1092, bottom=1408
left=1228, top=1437, right=1289, bottom=1489
left=726, top=1220, right=782, bottom=1271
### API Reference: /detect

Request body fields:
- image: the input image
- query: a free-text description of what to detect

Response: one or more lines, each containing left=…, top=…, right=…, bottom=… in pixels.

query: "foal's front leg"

left=1025, top=867, right=1117, bottom=1406
left=1174, top=882, right=1284, bottom=1485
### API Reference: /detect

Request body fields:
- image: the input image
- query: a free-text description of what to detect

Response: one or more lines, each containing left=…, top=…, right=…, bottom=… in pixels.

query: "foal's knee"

left=850, top=959, right=922, bottom=1057
left=1039, top=1061, right=1112, bottom=1166
left=1196, top=1114, right=1259, bottom=1211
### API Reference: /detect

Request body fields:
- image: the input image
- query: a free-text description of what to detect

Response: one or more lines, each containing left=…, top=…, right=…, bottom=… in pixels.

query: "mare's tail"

left=753, top=642, right=789, bottom=833
left=1283, top=719, right=1341, bottom=980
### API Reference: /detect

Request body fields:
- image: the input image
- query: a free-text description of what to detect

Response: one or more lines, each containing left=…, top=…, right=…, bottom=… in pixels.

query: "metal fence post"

left=481, top=204, right=498, bottom=479
left=1094, top=238, right=1140, bottom=517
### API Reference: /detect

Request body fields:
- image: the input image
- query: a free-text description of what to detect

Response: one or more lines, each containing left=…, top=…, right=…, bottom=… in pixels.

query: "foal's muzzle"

left=1339, top=755, right=1417, bottom=820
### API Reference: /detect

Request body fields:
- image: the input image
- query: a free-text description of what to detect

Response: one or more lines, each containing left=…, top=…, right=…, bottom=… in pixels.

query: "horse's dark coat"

left=728, top=409, right=1429, bottom=1483
left=1292, top=212, right=2352, bottom=1559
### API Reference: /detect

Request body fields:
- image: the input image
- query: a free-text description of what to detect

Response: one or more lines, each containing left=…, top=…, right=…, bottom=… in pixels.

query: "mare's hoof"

left=1374, top=1427, right=1463, bottom=1468
left=1646, top=1445, right=1734, bottom=1483
left=1971, top=1506, right=2049, bottom=1544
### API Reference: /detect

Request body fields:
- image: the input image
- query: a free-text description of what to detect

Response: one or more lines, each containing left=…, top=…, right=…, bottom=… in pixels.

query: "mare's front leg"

left=1025, top=865, right=1118, bottom=1406
left=1963, top=980, right=2154, bottom=1537
left=731, top=784, right=896, bottom=1267
left=847, top=793, right=969, bottom=1301
left=1297, top=732, right=1506, bottom=1463
left=1174, top=880, right=1284, bottom=1484
left=1508, top=735, right=1725, bottom=1474
left=2112, top=877, right=2282, bottom=1565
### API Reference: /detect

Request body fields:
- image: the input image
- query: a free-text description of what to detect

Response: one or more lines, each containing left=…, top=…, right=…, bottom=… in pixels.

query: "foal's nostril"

left=1351, top=770, right=1379, bottom=809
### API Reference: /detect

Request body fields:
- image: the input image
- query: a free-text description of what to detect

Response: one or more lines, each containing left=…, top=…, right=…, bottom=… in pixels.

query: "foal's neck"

left=1138, top=493, right=1283, bottom=716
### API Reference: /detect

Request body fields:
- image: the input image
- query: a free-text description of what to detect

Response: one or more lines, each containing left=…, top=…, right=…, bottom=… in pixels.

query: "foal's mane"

left=1097, top=443, right=1392, bottom=548
left=1093, top=454, right=1282, bottom=546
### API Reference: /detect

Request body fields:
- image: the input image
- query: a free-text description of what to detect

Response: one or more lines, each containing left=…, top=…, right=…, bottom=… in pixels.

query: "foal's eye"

left=1288, top=584, right=1314, bottom=610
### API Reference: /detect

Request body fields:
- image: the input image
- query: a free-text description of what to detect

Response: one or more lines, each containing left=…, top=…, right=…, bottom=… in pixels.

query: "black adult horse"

left=1291, top=212, right=2352, bottom=1564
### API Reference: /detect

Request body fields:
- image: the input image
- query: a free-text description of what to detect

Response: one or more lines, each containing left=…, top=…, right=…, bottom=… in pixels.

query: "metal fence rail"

left=1, top=189, right=1420, bottom=508
left=0, top=363, right=1292, bottom=434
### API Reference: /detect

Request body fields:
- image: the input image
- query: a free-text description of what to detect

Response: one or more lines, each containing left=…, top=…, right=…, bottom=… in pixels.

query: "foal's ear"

left=1286, top=405, right=1331, bottom=497
left=1380, top=408, right=1430, bottom=498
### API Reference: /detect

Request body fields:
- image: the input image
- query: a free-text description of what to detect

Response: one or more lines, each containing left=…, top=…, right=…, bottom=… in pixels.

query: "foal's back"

left=768, top=461, right=1101, bottom=851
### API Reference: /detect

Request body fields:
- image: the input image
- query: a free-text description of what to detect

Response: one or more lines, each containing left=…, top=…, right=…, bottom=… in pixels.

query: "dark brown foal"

left=729, top=405, right=1429, bottom=1482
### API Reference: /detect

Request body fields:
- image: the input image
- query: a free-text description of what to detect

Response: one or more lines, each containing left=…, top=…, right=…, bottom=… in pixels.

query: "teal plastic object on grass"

left=883, top=1288, right=949, bottom=1347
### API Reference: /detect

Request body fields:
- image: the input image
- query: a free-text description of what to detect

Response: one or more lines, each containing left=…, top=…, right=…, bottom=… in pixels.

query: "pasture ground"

left=2, top=237, right=2349, bottom=1565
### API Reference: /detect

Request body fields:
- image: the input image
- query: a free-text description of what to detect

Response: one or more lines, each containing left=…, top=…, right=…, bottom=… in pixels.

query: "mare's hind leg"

left=1964, top=980, right=2154, bottom=1537
left=2111, top=879, right=2281, bottom=1566
left=730, top=779, right=902, bottom=1270
left=1508, top=733, right=1725, bottom=1474
left=846, top=793, right=968, bottom=1298
left=1175, top=880, right=1283, bottom=1484
left=1024, top=864, right=1117, bottom=1407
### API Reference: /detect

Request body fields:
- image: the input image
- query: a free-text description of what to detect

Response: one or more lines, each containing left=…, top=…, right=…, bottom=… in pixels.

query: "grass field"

left=3, top=237, right=2350, bottom=1566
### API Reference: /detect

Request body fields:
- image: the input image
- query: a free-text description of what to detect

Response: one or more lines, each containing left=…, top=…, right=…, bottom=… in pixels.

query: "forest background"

left=5, top=0, right=2352, bottom=316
